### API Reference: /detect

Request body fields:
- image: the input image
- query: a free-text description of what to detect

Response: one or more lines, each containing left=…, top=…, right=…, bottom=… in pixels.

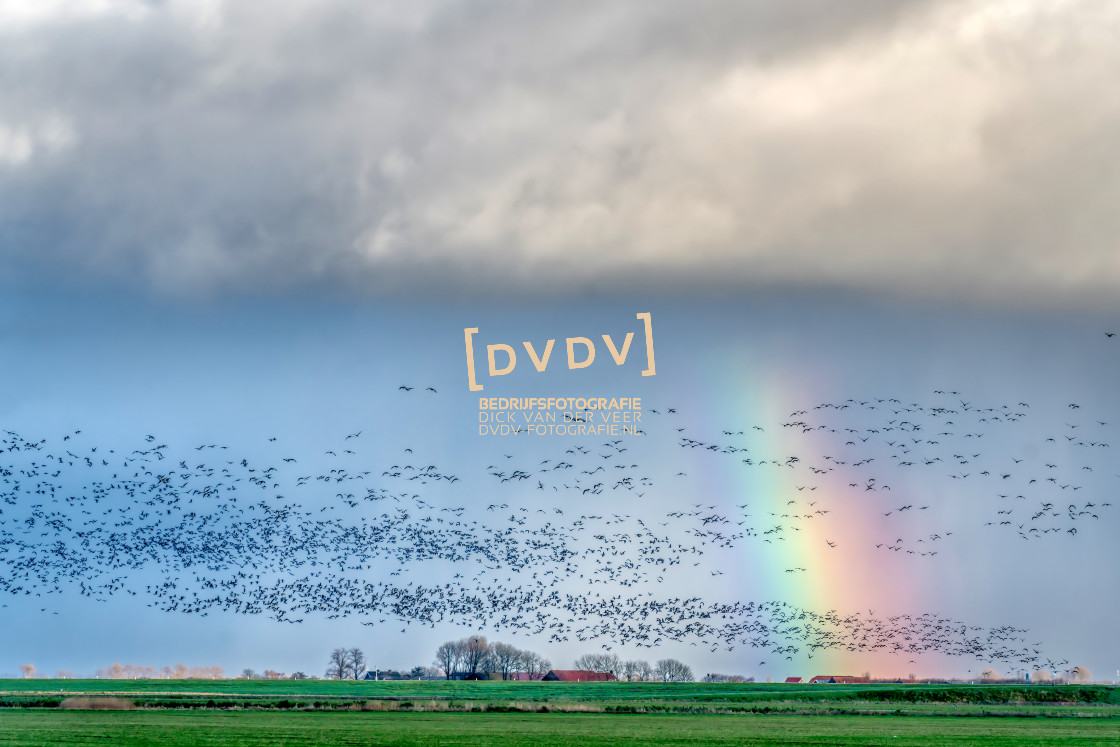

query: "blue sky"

left=2, top=289, right=1118, bottom=681
left=2, top=1, right=1120, bottom=683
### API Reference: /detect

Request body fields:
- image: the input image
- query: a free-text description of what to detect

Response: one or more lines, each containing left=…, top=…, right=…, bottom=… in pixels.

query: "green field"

left=2, top=679, right=1118, bottom=714
left=1, top=680, right=1118, bottom=745
left=1, top=711, right=1119, bottom=747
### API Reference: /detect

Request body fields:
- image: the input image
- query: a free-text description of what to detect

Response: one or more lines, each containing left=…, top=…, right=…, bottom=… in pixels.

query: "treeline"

left=572, top=653, right=695, bottom=682
left=97, top=663, right=225, bottom=679
left=325, top=647, right=367, bottom=680
left=427, top=646, right=700, bottom=682
left=702, top=673, right=754, bottom=683
left=322, top=647, right=434, bottom=680
left=434, top=636, right=550, bottom=680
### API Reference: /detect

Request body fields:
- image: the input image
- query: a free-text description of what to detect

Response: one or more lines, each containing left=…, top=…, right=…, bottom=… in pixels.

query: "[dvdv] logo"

left=464, top=312, right=656, bottom=392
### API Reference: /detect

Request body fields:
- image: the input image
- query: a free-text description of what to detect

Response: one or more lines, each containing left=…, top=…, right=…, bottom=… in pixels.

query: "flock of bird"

left=2, top=381, right=1115, bottom=675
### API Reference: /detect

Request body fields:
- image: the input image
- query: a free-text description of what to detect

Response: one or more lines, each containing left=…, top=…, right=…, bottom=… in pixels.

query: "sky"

left=1, top=0, right=1120, bottom=683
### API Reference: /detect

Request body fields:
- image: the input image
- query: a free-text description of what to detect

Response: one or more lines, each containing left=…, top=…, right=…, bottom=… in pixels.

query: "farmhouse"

left=808, top=675, right=871, bottom=684
left=542, top=670, right=617, bottom=682
left=439, top=671, right=545, bottom=681
left=362, top=670, right=413, bottom=681
left=784, top=677, right=803, bottom=683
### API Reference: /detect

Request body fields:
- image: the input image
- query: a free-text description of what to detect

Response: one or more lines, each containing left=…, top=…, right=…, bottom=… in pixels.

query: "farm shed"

left=542, top=670, right=617, bottom=682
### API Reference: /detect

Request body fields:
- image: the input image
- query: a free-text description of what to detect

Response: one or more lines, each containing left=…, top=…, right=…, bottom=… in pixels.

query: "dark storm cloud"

left=2, top=0, right=1118, bottom=305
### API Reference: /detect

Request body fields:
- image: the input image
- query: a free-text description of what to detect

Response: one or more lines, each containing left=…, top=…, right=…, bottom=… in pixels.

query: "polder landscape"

left=6, top=2, right=1120, bottom=746
left=2, top=679, right=1119, bottom=746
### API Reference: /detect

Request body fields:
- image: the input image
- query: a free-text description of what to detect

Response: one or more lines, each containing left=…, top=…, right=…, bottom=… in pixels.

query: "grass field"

left=1, top=680, right=1118, bottom=745
left=2, top=679, right=1118, bottom=714
left=2, top=711, right=1120, bottom=747
left=3, top=678, right=1118, bottom=702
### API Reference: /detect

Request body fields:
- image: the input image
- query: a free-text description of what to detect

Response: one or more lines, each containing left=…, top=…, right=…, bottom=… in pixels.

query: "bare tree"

left=573, top=653, right=600, bottom=671
left=654, top=659, right=693, bottom=682
left=1031, top=669, right=1052, bottom=682
left=325, top=648, right=348, bottom=680
left=622, top=660, right=645, bottom=681
left=573, top=653, right=621, bottom=674
left=435, top=641, right=459, bottom=680
left=491, top=642, right=520, bottom=680
left=241, top=668, right=257, bottom=679
left=702, top=673, right=752, bottom=683
left=18, top=664, right=35, bottom=679
left=520, top=651, right=549, bottom=678
left=347, top=648, right=366, bottom=680
left=980, top=668, right=1001, bottom=682
left=463, top=635, right=490, bottom=675
left=634, top=660, right=654, bottom=681
left=451, top=640, right=467, bottom=675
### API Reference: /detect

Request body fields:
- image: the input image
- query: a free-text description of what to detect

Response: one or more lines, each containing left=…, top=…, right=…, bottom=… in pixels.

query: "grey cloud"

left=2, top=0, right=1118, bottom=306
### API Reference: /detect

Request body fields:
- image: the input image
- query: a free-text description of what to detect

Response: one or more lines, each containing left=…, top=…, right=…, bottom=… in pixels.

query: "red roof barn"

left=542, top=670, right=617, bottom=682
left=784, top=677, right=803, bottom=683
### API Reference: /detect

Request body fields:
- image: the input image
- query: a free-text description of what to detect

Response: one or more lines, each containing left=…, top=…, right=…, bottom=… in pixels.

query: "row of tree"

left=323, top=648, right=433, bottom=680
left=18, top=663, right=226, bottom=680
left=701, top=673, right=754, bottom=683
left=95, top=663, right=225, bottom=679
left=572, top=653, right=695, bottom=682
left=325, top=647, right=367, bottom=680
left=239, top=669, right=305, bottom=680
left=427, top=644, right=697, bottom=682
left=981, top=666, right=1093, bottom=684
left=14, top=658, right=1099, bottom=684
left=434, top=636, right=551, bottom=680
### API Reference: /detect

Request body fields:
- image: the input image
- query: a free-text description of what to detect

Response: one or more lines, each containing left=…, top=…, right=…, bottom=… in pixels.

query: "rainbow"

left=681, top=355, right=929, bottom=676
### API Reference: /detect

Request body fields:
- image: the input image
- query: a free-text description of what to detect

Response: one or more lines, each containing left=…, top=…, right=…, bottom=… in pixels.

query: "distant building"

left=808, top=675, right=871, bottom=684
left=542, top=670, right=618, bottom=682
left=784, top=677, right=803, bottom=683
left=439, top=671, right=545, bottom=681
left=362, top=670, right=418, bottom=681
